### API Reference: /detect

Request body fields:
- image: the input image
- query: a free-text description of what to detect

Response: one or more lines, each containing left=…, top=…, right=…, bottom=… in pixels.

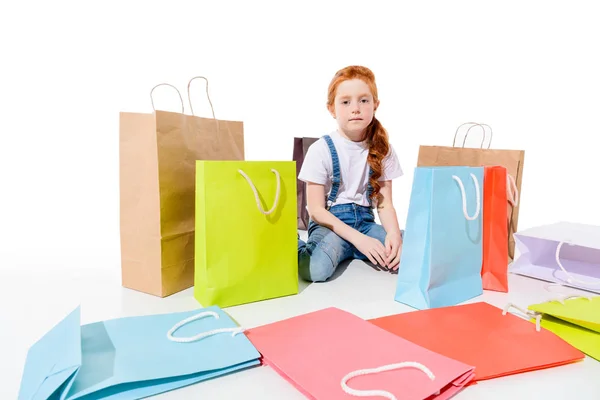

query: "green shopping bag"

left=194, top=161, right=298, bottom=308
left=528, top=296, right=600, bottom=361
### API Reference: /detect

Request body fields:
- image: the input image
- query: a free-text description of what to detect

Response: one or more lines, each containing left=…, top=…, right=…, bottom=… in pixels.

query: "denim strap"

left=323, top=135, right=341, bottom=210
left=323, top=134, right=375, bottom=209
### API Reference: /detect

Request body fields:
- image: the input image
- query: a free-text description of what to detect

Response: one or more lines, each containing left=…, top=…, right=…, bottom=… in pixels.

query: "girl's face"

left=329, top=78, right=379, bottom=141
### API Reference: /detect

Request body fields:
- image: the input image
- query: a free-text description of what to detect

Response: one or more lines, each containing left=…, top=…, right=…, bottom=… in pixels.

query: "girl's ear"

left=374, top=99, right=380, bottom=111
left=327, top=104, right=336, bottom=118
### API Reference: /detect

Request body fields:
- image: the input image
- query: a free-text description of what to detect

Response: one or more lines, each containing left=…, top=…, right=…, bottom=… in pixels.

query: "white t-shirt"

left=298, top=130, right=403, bottom=208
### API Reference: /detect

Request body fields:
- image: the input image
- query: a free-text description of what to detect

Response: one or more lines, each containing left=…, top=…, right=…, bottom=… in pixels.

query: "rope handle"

left=543, top=283, right=595, bottom=304
left=148, top=76, right=218, bottom=121
left=150, top=83, right=185, bottom=113
left=502, top=303, right=542, bottom=332
left=238, top=169, right=281, bottom=215
left=166, top=311, right=245, bottom=343
left=555, top=242, right=600, bottom=287
left=452, top=173, right=481, bottom=221
left=341, top=362, right=437, bottom=399
left=186, top=76, right=217, bottom=119
left=452, top=122, right=493, bottom=149
left=506, top=173, right=519, bottom=207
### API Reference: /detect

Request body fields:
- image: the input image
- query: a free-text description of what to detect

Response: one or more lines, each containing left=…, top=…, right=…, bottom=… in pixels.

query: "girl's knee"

left=299, top=252, right=335, bottom=282
left=298, top=227, right=349, bottom=282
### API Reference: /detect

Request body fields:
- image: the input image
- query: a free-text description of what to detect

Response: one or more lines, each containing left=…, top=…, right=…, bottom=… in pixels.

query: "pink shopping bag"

left=246, top=307, right=475, bottom=400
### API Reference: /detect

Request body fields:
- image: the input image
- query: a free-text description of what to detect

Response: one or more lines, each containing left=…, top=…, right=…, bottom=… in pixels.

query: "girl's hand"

left=384, top=232, right=403, bottom=270
left=353, top=233, right=388, bottom=267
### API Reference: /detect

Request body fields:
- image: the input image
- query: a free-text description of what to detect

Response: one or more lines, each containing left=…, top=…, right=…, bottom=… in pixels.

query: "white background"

left=1, top=0, right=599, bottom=271
left=2, top=1, right=600, bottom=398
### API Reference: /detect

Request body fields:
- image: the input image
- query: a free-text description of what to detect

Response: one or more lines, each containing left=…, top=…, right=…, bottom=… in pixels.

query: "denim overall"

left=298, top=135, right=388, bottom=282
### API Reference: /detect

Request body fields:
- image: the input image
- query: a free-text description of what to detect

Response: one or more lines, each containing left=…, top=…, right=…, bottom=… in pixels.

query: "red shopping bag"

left=369, top=302, right=584, bottom=381
left=246, top=307, right=475, bottom=400
left=482, top=166, right=518, bottom=292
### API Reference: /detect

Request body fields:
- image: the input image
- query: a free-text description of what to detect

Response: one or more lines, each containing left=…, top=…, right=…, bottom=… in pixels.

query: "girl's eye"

left=341, top=100, right=350, bottom=105
left=361, top=99, right=370, bottom=103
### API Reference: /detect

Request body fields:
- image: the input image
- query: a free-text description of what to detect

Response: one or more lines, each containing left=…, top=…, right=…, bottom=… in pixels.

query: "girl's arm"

left=376, top=180, right=403, bottom=268
left=306, top=182, right=387, bottom=267
left=376, top=180, right=402, bottom=236
left=306, top=182, right=362, bottom=243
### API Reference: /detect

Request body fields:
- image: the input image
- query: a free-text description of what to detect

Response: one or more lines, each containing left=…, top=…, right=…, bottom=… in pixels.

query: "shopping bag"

left=528, top=296, right=600, bottom=360
left=194, top=161, right=298, bottom=308
left=510, top=221, right=600, bottom=293
left=293, top=137, right=319, bottom=230
left=417, top=122, right=525, bottom=261
left=395, top=166, right=484, bottom=309
left=246, top=307, right=475, bottom=400
left=482, top=166, right=519, bottom=292
left=369, top=302, right=585, bottom=381
left=119, top=77, right=244, bottom=297
left=18, top=306, right=261, bottom=400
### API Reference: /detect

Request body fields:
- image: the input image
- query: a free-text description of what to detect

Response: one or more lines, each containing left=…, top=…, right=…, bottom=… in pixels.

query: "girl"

left=297, top=65, right=404, bottom=282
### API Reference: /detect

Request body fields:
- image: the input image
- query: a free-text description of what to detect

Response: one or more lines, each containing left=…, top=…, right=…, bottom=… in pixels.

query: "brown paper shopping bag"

left=119, top=77, right=244, bottom=297
left=293, top=136, right=319, bottom=230
left=417, top=123, right=525, bottom=261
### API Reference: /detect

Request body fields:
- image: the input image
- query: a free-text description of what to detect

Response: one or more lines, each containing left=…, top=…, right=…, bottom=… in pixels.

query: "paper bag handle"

left=453, top=122, right=493, bottom=149
left=341, top=361, right=437, bottom=399
left=239, top=169, right=281, bottom=215
left=167, top=311, right=245, bottom=343
left=452, top=173, right=481, bottom=221
left=506, top=173, right=519, bottom=207
left=502, top=303, right=542, bottom=332
left=543, top=283, right=595, bottom=304
left=555, top=242, right=600, bottom=287
left=187, top=76, right=217, bottom=119
left=150, top=83, right=185, bottom=113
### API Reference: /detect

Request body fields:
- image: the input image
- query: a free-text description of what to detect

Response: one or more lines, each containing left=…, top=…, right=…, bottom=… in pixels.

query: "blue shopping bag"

left=18, top=306, right=261, bottom=400
left=395, top=166, right=484, bottom=310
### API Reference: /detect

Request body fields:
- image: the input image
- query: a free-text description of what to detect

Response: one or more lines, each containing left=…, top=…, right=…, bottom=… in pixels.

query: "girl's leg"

left=298, top=225, right=353, bottom=282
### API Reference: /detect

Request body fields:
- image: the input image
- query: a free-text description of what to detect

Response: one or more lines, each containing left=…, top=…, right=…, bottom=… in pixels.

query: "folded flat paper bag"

left=529, top=296, right=599, bottom=332
left=369, top=302, right=584, bottom=381
left=18, top=306, right=261, bottom=400
left=246, top=307, right=475, bottom=400
left=528, top=297, right=600, bottom=360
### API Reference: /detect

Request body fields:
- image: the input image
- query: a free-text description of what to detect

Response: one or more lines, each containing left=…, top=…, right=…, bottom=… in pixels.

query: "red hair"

left=327, top=65, right=390, bottom=205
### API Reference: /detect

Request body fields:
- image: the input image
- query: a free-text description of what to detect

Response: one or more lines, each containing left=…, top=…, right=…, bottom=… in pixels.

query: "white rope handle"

left=167, top=311, right=245, bottom=343
left=452, top=173, right=481, bottom=221
left=551, top=295, right=595, bottom=305
left=506, top=174, right=519, bottom=207
left=502, top=303, right=542, bottom=332
left=238, top=169, right=281, bottom=215
left=341, top=361, right=437, bottom=399
left=543, top=283, right=595, bottom=304
left=555, top=241, right=600, bottom=286
left=150, top=83, right=185, bottom=113
left=187, top=76, right=217, bottom=119
left=452, top=122, right=493, bottom=149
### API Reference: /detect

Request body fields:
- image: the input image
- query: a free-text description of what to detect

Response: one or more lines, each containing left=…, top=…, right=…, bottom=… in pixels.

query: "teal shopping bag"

left=395, top=166, right=484, bottom=310
left=18, top=306, right=260, bottom=399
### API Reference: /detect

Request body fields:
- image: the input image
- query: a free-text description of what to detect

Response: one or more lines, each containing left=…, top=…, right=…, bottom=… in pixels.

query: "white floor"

left=2, top=252, right=599, bottom=399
